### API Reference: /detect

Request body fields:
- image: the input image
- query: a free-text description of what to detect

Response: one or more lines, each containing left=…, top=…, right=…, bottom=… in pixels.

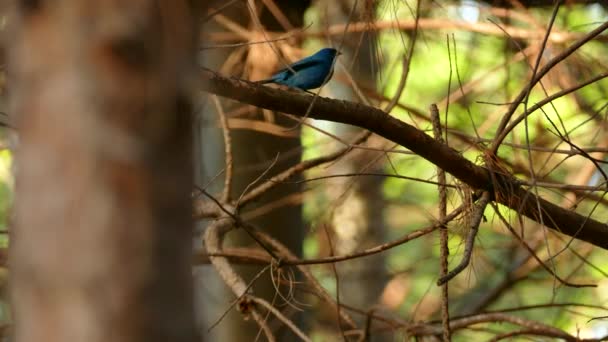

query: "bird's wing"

left=274, top=56, right=322, bottom=75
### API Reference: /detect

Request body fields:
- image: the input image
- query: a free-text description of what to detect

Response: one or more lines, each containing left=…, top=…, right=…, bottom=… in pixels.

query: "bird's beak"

left=337, top=51, right=343, bottom=56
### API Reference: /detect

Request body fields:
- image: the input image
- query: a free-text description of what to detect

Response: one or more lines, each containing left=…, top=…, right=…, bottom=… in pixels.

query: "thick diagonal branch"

left=200, top=69, right=608, bottom=250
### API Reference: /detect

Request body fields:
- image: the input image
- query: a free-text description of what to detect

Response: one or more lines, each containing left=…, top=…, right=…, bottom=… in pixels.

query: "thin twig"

left=207, top=264, right=271, bottom=332
left=201, top=189, right=279, bottom=260
left=408, top=312, right=577, bottom=340
left=251, top=309, right=276, bottom=342
left=238, top=130, right=372, bottom=206
left=437, top=191, right=491, bottom=286
left=322, top=222, right=347, bottom=342
left=383, top=0, right=420, bottom=113
left=491, top=202, right=596, bottom=288
left=283, top=203, right=466, bottom=266
left=212, top=95, right=234, bottom=203
left=250, top=229, right=358, bottom=329
left=235, top=153, right=280, bottom=210
left=495, top=71, right=608, bottom=159
left=251, top=297, right=311, bottom=342
left=431, top=103, right=450, bottom=342
left=491, top=18, right=608, bottom=154
left=291, top=172, right=459, bottom=188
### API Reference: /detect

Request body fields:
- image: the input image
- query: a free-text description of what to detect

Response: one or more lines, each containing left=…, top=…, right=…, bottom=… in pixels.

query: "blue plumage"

left=257, top=48, right=340, bottom=90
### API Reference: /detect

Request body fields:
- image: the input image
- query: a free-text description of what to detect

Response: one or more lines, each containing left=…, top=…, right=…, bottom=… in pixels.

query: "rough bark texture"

left=9, top=1, right=202, bottom=341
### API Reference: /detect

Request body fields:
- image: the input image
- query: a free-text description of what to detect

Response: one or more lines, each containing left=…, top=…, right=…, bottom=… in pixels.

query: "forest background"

left=2, top=0, right=608, bottom=341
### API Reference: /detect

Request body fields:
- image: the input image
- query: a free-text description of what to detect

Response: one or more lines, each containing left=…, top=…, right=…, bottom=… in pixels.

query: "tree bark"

left=9, top=1, right=202, bottom=341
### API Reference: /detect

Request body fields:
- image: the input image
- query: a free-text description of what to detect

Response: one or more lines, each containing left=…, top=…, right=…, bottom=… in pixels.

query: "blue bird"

left=256, top=48, right=341, bottom=91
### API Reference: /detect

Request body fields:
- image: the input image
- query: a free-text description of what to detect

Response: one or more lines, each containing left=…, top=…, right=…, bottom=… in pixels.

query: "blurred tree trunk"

left=225, top=2, right=311, bottom=340
left=317, top=1, right=388, bottom=340
left=196, top=1, right=310, bottom=340
left=9, top=2, right=202, bottom=342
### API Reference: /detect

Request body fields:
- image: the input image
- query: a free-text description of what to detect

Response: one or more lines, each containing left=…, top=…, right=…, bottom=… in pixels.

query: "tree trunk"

left=197, top=2, right=310, bottom=340
left=315, top=1, right=388, bottom=340
left=9, top=2, right=202, bottom=341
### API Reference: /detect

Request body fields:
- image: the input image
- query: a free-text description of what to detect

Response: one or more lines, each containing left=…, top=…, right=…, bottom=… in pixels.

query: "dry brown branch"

left=234, top=130, right=372, bottom=208
left=250, top=228, right=358, bottom=330
left=226, top=118, right=300, bottom=138
left=437, top=191, right=492, bottom=286
left=408, top=312, right=585, bottom=341
left=495, top=71, right=608, bottom=153
left=285, top=225, right=436, bottom=266
left=491, top=203, right=596, bottom=288
left=431, top=103, right=451, bottom=342
left=199, top=69, right=608, bottom=250
left=203, top=205, right=282, bottom=338
left=213, top=95, right=234, bottom=203
left=207, top=18, right=608, bottom=44
left=491, top=19, right=608, bottom=153
left=250, top=297, right=311, bottom=342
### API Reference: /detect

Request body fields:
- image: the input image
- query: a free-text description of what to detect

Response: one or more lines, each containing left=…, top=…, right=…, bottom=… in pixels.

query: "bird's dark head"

left=316, top=48, right=341, bottom=59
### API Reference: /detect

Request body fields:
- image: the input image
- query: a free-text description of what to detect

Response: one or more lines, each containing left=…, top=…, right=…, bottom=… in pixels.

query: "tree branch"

left=200, top=69, right=608, bottom=250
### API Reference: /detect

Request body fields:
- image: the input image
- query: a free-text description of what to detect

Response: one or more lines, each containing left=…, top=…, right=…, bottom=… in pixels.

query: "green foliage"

left=0, top=150, right=11, bottom=243
left=300, top=1, right=608, bottom=340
